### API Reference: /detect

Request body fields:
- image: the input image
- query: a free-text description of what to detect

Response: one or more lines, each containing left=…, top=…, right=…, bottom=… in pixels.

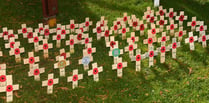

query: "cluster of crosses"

left=0, top=5, right=208, bottom=102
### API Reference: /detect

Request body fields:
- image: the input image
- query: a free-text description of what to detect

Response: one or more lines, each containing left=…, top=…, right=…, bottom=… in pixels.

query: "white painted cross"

left=24, top=28, right=34, bottom=39
left=148, top=23, right=159, bottom=38
left=56, top=48, right=71, bottom=60
left=75, top=29, right=84, bottom=44
left=175, top=11, right=188, bottom=26
left=136, top=20, right=147, bottom=36
left=24, top=52, right=40, bottom=70
left=88, top=62, right=103, bottom=82
left=17, top=24, right=29, bottom=37
left=112, top=57, right=127, bottom=77
left=185, top=32, right=198, bottom=51
left=156, top=6, right=166, bottom=16
left=93, top=22, right=104, bottom=40
left=198, top=31, right=209, bottom=48
left=148, top=14, right=157, bottom=24
left=84, top=17, right=93, bottom=31
left=157, top=43, right=169, bottom=63
left=42, top=73, right=59, bottom=94
left=123, top=12, right=130, bottom=23
left=9, top=44, right=25, bottom=63
left=175, top=27, right=186, bottom=41
left=66, top=34, right=78, bottom=54
left=106, top=36, right=118, bottom=51
left=28, top=32, right=43, bottom=52
left=52, top=30, right=65, bottom=48
left=4, top=30, right=18, bottom=41
left=28, top=64, right=45, bottom=81
left=187, top=17, right=199, bottom=31
left=128, top=15, right=139, bottom=31
left=99, top=16, right=108, bottom=27
left=166, top=8, right=177, bottom=21
left=166, top=20, right=178, bottom=36
left=66, top=20, right=78, bottom=33
left=60, top=25, right=70, bottom=35
left=101, top=26, right=113, bottom=42
left=147, top=46, right=158, bottom=67
left=156, top=16, right=167, bottom=32
left=125, top=33, right=138, bottom=58
left=38, top=39, right=53, bottom=58
left=131, top=49, right=146, bottom=71
left=67, top=69, right=83, bottom=89
left=0, top=27, right=8, bottom=39
left=78, top=23, right=87, bottom=33
left=168, top=38, right=180, bottom=59
left=108, top=44, right=124, bottom=64
left=54, top=56, right=70, bottom=77
left=196, top=21, right=207, bottom=36
left=0, top=63, right=7, bottom=87
left=111, top=21, right=120, bottom=34
left=157, top=32, right=170, bottom=46
left=118, top=24, right=130, bottom=40
left=35, top=23, right=44, bottom=34
left=81, top=33, right=92, bottom=48
left=5, top=37, right=20, bottom=50
left=40, top=25, right=51, bottom=39
left=83, top=43, right=96, bottom=57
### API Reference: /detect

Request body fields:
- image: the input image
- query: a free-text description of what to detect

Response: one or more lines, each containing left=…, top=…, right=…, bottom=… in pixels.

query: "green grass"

left=0, top=0, right=209, bottom=102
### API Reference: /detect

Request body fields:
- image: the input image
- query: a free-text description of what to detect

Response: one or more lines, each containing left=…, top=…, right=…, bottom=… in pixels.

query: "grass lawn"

left=0, top=0, right=209, bottom=102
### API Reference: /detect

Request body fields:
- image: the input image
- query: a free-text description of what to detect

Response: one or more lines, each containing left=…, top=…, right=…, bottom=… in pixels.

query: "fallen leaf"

left=188, top=67, right=192, bottom=75
left=14, top=91, right=21, bottom=98
left=57, top=87, right=69, bottom=90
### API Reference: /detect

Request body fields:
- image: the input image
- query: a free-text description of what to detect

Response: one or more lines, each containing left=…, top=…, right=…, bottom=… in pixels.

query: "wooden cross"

left=88, top=62, right=103, bottom=82
left=0, top=50, right=2, bottom=57
left=125, top=33, right=138, bottom=58
left=128, top=15, right=139, bottom=31
left=187, top=17, right=199, bottom=31
left=101, top=26, right=113, bottom=42
left=84, top=17, right=93, bottom=31
left=0, top=75, right=19, bottom=102
left=93, top=22, right=104, bottom=40
left=24, top=52, right=40, bottom=70
left=42, top=73, right=59, bottom=94
left=143, top=34, right=157, bottom=49
left=54, top=56, right=70, bottom=77
left=148, top=14, right=157, bottom=24
left=17, top=24, right=29, bottom=36
left=131, top=49, right=146, bottom=71
left=99, top=16, right=108, bottom=27
left=111, top=21, right=120, bottom=34
left=136, top=20, right=147, bottom=36
left=185, top=32, right=198, bottom=51
left=168, top=38, right=180, bottom=59
left=142, top=7, right=154, bottom=21
left=78, top=55, right=93, bottom=70
left=155, top=6, right=167, bottom=16
left=56, top=48, right=71, bottom=61
left=83, top=43, right=96, bottom=57
left=0, top=27, right=8, bottom=39
left=198, top=31, right=209, bottom=48
left=196, top=21, right=207, bottom=36
left=75, top=29, right=84, bottom=44
left=81, top=33, right=92, bottom=48
left=78, top=23, right=87, bottom=33
left=3, top=30, right=18, bottom=41
left=66, top=20, right=78, bottom=33
left=106, top=36, right=118, bottom=51
left=116, top=17, right=124, bottom=26
left=28, top=32, right=43, bottom=52
left=108, top=43, right=123, bottom=64
left=23, top=28, right=33, bottom=39
left=38, top=39, right=53, bottom=58
left=175, top=27, right=186, bottom=41
left=118, top=24, right=130, bottom=40
left=175, top=11, right=188, bottom=26
left=60, top=25, right=70, bottom=35
left=147, top=46, right=158, bottom=67
left=166, top=20, right=178, bottom=36
left=5, top=37, right=20, bottom=50
left=148, top=24, right=159, bottom=38
left=67, top=69, right=83, bottom=89
left=0, top=63, right=6, bottom=87
left=40, top=25, right=50, bottom=39
left=156, top=16, right=168, bottom=32
left=157, top=42, right=169, bottom=63
left=127, top=32, right=139, bottom=44
left=165, top=8, right=177, bottom=21
left=9, top=44, right=25, bottom=63
left=28, top=64, right=45, bottom=81
left=66, top=34, right=78, bottom=54
left=52, top=30, right=65, bottom=48
left=112, top=57, right=127, bottom=77
left=35, top=23, right=44, bottom=34
left=157, top=32, right=170, bottom=46
left=123, top=12, right=130, bottom=23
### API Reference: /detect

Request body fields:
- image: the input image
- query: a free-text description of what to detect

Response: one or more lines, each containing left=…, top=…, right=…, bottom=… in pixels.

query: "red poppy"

left=97, top=27, right=102, bottom=33
left=56, top=34, right=61, bottom=40
left=146, top=15, right=150, bottom=19
left=131, top=37, right=135, bottom=43
left=72, top=75, right=78, bottom=81
left=70, top=39, right=74, bottom=45
left=199, top=26, right=204, bottom=31
left=14, top=48, right=20, bottom=55
left=117, top=21, right=120, bottom=25
left=47, top=79, right=54, bottom=86
left=179, top=15, right=184, bottom=21
left=110, top=41, right=116, bottom=48
left=159, top=10, right=164, bottom=16
left=161, top=46, right=166, bottom=53
left=123, top=16, right=127, bottom=21
left=172, top=43, right=177, bottom=49
left=61, top=30, right=66, bottom=35
left=114, top=25, right=118, bottom=30
left=27, top=32, right=33, bottom=38
left=202, top=35, right=206, bottom=41
left=29, top=57, right=35, bottom=64
left=170, top=24, right=174, bottom=30
left=85, top=38, right=89, bottom=44
left=159, top=20, right=164, bottom=25
left=148, top=38, right=153, bottom=44
left=33, top=37, right=39, bottom=43
left=3, top=31, right=8, bottom=37
left=136, top=55, right=141, bottom=61
left=44, top=29, right=49, bottom=36
left=93, top=68, right=98, bottom=75
left=22, top=28, right=27, bottom=33
left=161, top=36, right=166, bottom=42
left=150, top=17, right=154, bottom=23
left=8, top=34, right=14, bottom=39
left=43, top=43, right=48, bottom=50
left=169, top=12, right=174, bottom=18
left=33, top=69, right=40, bottom=75
left=70, top=24, right=75, bottom=29
left=117, top=63, right=123, bottom=69
left=85, top=21, right=89, bottom=27
left=191, top=21, right=196, bottom=26
left=189, top=37, right=194, bottom=43
left=57, top=28, right=61, bottom=30
left=39, top=27, right=43, bottom=33
left=149, top=51, right=154, bottom=57
left=151, top=29, right=156, bottom=34
left=140, top=24, right=145, bottom=31
left=179, top=31, right=183, bottom=37
left=122, top=28, right=126, bottom=34
left=133, top=21, right=138, bottom=27
left=105, top=30, right=109, bottom=37
left=10, top=42, right=15, bottom=48
left=6, top=85, right=13, bottom=92
left=87, top=48, right=92, bottom=54
left=0, top=75, right=6, bottom=82
left=60, top=53, right=67, bottom=59
left=77, top=34, right=82, bottom=40
left=129, top=45, right=134, bottom=51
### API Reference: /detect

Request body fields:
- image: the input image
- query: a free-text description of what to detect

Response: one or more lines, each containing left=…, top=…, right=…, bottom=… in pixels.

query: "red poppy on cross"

left=118, top=24, right=130, bottom=40
left=147, top=46, right=158, bottom=67
left=28, top=64, right=45, bottom=81
left=5, top=37, right=20, bottom=50
left=0, top=27, right=8, bottom=39
left=111, top=21, right=121, bottom=34
left=38, top=39, right=53, bottom=58
left=157, top=32, right=170, bottom=46
left=84, top=17, right=93, bottom=31
left=148, top=24, right=159, bottom=38
left=187, top=17, right=199, bottom=31
left=35, top=23, right=44, bottom=34
left=23, top=52, right=40, bottom=70
left=101, top=26, right=113, bottom=42
left=198, top=31, right=209, bottom=48
left=9, top=44, right=25, bottom=63
left=52, top=30, right=65, bottom=48
left=40, top=25, right=52, bottom=39
left=175, top=11, right=188, bottom=26
left=156, top=16, right=167, bottom=32
left=196, top=21, right=207, bottom=36
left=165, top=8, right=177, bottom=21
left=0, top=64, right=6, bottom=87
left=28, top=32, right=43, bottom=52
left=131, top=49, right=146, bottom=72
left=67, top=69, right=83, bottom=89
left=136, top=20, right=147, bottom=36
left=66, top=20, right=78, bottom=33
left=66, top=34, right=78, bottom=54
left=17, top=24, right=29, bottom=36
left=3, top=30, right=18, bottom=41
left=88, top=62, right=103, bottom=82
left=112, top=57, right=127, bottom=77
left=175, top=27, right=186, bottom=41
left=155, top=6, right=167, bottom=16
left=166, top=20, right=178, bottom=36
left=42, top=73, right=59, bottom=94
left=185, top=32, right=198, bottom=51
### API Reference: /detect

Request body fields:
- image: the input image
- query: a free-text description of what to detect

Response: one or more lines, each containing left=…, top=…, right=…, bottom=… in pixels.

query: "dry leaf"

left=57, top=87, right=69, bottom=90
left=14, top=91, right=21, bottom=98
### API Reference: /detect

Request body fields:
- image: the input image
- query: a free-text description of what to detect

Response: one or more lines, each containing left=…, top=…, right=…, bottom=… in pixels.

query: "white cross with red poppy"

left=166, top=20, right=178, bottom=36
left=168, top=38, right=180, bottom=59
left=78, top=23, right=88, bottom=33
left=165, top=8, right=177, bottom=21
left=119, top=24, right=130, bottom=40
left=157, top=32, right=170, bottom=46
left=83, top=43, right=96, bottom=57
left=99, top=16, right=108, bottom=27
left=5, top=37, right=20, bottom=50
left=9, top=44, right=25, bottom=63
left=28, top=32, right=43, bottom=52
left=75, top=29, right=84, bottom=44
left=66, top=20, right=78, bottom=33
left=128, top=15, right=139, bottom=31
left=54, top=56, right=70, bottom=77
left=106, top=36, right=118, bottom=51
left=66, top=34, right=78, bottom=54
left=17, top=24, right=29, bottom=36
left=111, top=21, right=121, bottom=34
left=28, top=64, right=45, bottom=81
left=131, top=49, right=146, bottom=72
left=101, top=26, right=112, bottom=42
left=142, top=7, right=154, bottom=21
left=143, top=35, right=157, bottom=49
left=52, top=30, right=65, bottom=48
left=148, top=14, right=157, bottom=24
left=156, top=16, right=168, bottom=32
left=198, top=31, right=209, bottom=48
left=93, top=22, right=104, bottom=40
left=84, top=17, right=93, bottom=31
left=0, top=75, right=19, bottom=102
left=127, top=32, right=139, bottom=44
left=35, top=23, right=44, bottom=34
left=112, top=57, right=127, bottom=77
left=185, top=32, right=198, bottom=51
left=23, top=28, right=34, bottom=39
left=108, top=44, right=124, bottom=64
left=40, top=25, right=51, bottom=39
left=88, top=62, right=103, bottom=82
left=38, top=39, right=53, bottom=58
left=147, top=46, right=158, bottom=67
left=116, top=17, right=124, bottom=27
left=157, top=42, right=169, bottom=63
left=125, top=35, right=138, bottom=58
left=24, top=52, right=40, bottom=70
left=136, top=20, right=147, bottom=36
left=3, top=30, right=18, bottom=41
left=0, top=27, right=8, bottom=39
left=67, top=69, right=83, bottom=89
left=42, top=73, right=59, bottom=94
left=81, top=33, right=92, bottom=48
left=56, top=48, right=70, bottom=61
left=175, top=27, right=186, bottom=41
left=148, top=24, right=159, bottom=38
left=60, top=25, right=70, bottom=35
left=155, top=6, right=167, bottom=16
left=55, top=24, right=62, bottom=33
left=175, top=11, right=188, bottom=26
left=0, top=63, right=6, bottom=87
left=187, top=17, right=199, bottom=31
left=123, top=13, right=130, bottom=23
left=196, top=21, right=207, bottom=36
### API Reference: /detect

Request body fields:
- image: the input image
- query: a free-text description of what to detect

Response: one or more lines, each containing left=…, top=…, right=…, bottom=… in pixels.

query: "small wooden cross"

left=84, top=17, right=93, bottom=31
left=118, top=24, right=130, bottom=40
left=136, top=20, right=147, bottom=36
left=111, top=21, right=120, bottom=34
left=66, top=20, right=78, bottom=33
left=60, top=25, right=70, bottom=35
left=40, top=25, right=52, bottom=39
left=88, top=62, right=103, bottom=82
left=81, top=33, right=92, bottom=48
left=101, top=26, right=113, bottom=42
left=125, top=33, right=138, bottom=58
left=128, top=15, right=139, bottom=31
left=5, top=37, right=20, bottom=50
left=175, top=11, right=188, bottom=26
left=83, top=43, right=96, bottom=57
left=79, top=55, right=93, bottom=70
left=108, top=43, right=124, bottom=64
left=17, top=24, right=29, bottom=36
left=66, top=34, right=78, bottom=54
left=148, top=24, right=159, bottom=38
left=112, top=57, right=127, bottom=77
left=142, top=7, right=154, bottom=21
left=56, top=48, right=71, bottom=61
left=127, top=32, right=139, bottom=44
left=166, top=20, right=178, bottom=36
left=185, top=32, right=198, bottom=51
left=9, top=44, right=25, bottom=63
left=52, top=30, right=65, bottom=48
left=23, top=28, right=33, bottom=39
left=156, top=16, right=168, bottom=32
left=75, top=29, right=84, bottom=44
left=28, top=64, right=45, bottom=81
left=93, top=22, right=104, bottom=40
left=157, top=43, right=169, bottom=63
left=143, top=35, right=157, bottom=49
left=123, top=12, right=130, bottom=23
left=38, top=39, right=53, bottom=58
left=3, top=30, right=18, bottom=41
left=78, top=23, right=87, bottom=33
left=0, top=27, right=8, bottom=39
left=147, top=46, right=158, bottom=67
left=35, top=23, right=44, bottom=34
left=106, top=36, right=118, bottom=51
left=157, top=32, right=170, bottom=46
left=28, top=32, right=43, bottom=52
left=131, top=49, right=146, bottom=71
left=198, top=31, right=209, bottom=48
left=165, top=8, right=177, bottom=21
left=67, top=69, right=83, bottom=89
left=148, top=14, right=157, bottom=24
left=42, top=73, right=59, bottom=94
left=24, top=52, right=40, bottom=70
left=0, top=75, right=19, bottom=102
left=168, top=38, right=180, bottom=59
left=99, top=16, right=108, bottom=27
left=187, top=17, right=199, bottom=31
left=175, top=27, right=186, bottom=41
left=196, top=21, right=207, bottom=36
left=155, top=6, right=167, bottom=16
left=0, top=63, right=6, bottom=87
left=54, top=56, right=70, bottom=77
